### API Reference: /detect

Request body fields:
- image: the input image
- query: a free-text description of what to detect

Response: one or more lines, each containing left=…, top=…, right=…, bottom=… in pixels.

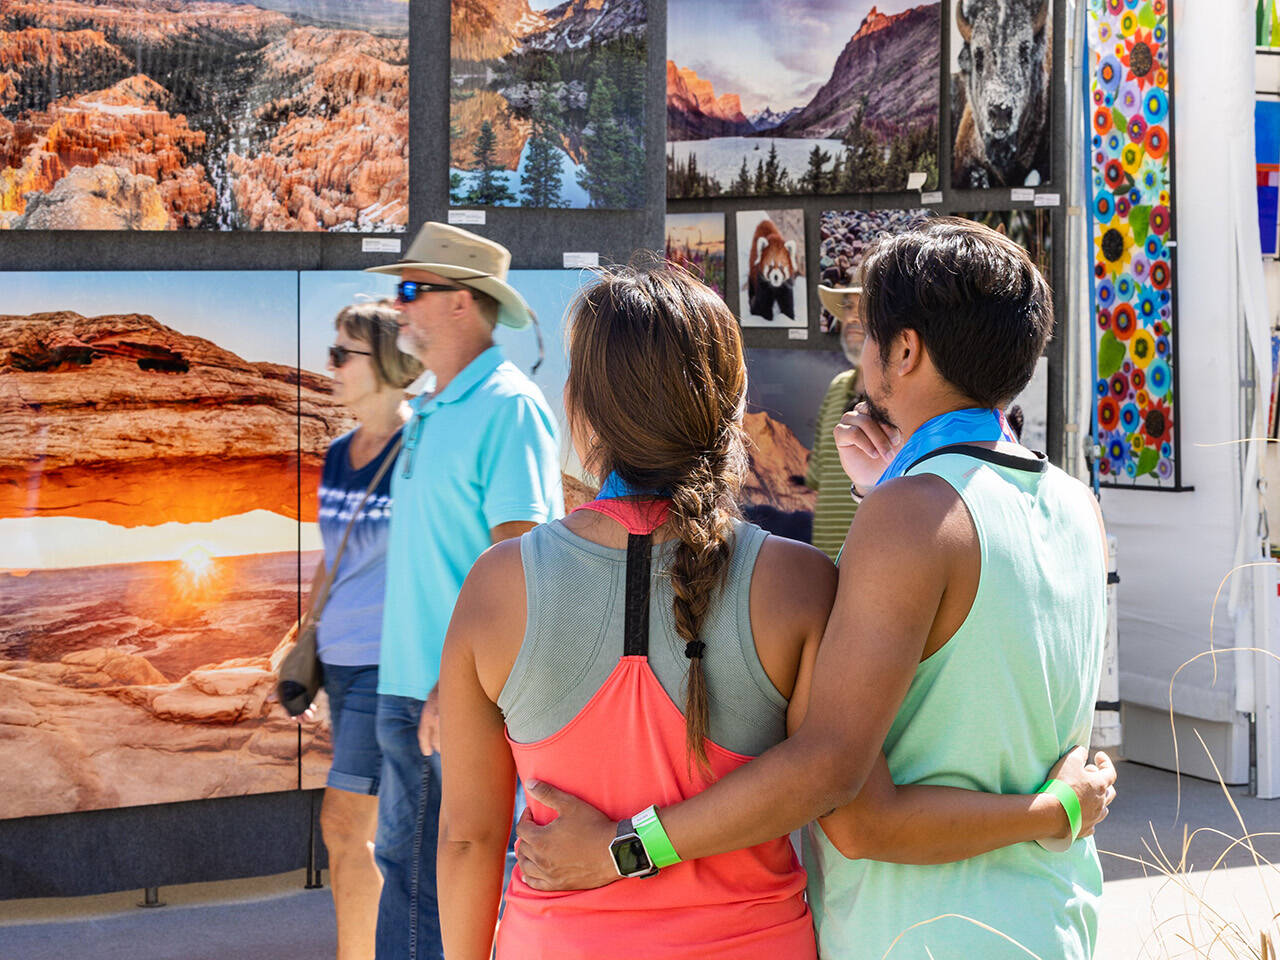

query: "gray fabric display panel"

left=0, top=790, right=325, bottom=900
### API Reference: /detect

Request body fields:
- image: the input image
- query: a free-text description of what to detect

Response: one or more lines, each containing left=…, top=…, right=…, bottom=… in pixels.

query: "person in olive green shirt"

left=806, top=283, right=866, bottom=559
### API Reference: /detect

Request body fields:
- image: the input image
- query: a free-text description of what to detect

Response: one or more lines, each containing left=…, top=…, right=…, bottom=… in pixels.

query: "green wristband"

left=1037, top=778, right=1083, bottom=843
left=632, top=805, right=681, bottom=869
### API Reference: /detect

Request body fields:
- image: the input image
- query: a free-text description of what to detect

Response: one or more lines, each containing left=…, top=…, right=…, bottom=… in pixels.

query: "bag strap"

left=307, top=433, right=404, bottom=624
left=623, top=533, right=653, bottom=657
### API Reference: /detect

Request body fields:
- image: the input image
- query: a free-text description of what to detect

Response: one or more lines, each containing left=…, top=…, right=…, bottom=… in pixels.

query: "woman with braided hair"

left=435, top=263, right=1112, bottom=960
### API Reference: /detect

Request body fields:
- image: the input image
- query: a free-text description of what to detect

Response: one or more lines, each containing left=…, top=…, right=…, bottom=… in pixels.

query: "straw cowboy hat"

left=366, top=221, right=535, bottom=329
left=817, top=283, right=863, bottom=319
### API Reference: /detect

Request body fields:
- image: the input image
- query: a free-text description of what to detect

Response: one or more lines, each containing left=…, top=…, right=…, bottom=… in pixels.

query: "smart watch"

left=609, top=817, right=659, bottom=879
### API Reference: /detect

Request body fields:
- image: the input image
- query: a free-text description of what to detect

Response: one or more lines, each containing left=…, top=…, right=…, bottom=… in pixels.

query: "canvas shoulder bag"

left=276, top=434, right=403, bottom=717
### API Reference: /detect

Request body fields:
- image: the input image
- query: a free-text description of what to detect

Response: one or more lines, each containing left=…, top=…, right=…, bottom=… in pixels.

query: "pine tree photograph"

left=450, top=0, right=647, bottom=209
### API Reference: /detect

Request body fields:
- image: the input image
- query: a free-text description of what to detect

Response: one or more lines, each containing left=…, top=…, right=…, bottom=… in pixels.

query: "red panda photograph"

left=737, top=209, right=808, bottom=328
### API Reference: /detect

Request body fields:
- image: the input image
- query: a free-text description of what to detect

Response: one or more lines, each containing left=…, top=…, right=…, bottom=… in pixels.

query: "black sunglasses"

left=397, top=280, right=464, bottom=303
left=329, top=344, right=373, bottom=367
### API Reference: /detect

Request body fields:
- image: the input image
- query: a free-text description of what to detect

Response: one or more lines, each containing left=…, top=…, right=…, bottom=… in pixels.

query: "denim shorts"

left=323, top=662, right=382, bottom=795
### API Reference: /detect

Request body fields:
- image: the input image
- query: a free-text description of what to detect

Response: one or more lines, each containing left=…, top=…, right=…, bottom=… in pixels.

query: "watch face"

left=612, top=836, right=652, bottom=877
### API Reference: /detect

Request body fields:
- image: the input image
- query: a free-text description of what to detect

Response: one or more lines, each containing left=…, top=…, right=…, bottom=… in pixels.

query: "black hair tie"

left=685, top=640, right=705, bottom=659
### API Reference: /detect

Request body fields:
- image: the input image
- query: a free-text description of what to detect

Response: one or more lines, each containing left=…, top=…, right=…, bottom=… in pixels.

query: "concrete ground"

left=1, top=761, right=1277, bottom=959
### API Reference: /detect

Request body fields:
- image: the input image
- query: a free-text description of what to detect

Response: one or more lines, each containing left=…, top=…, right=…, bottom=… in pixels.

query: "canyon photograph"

left=450, top=0, right=647, bottom=209
left=0, top=0, right=409, bottom=231
left=667, top=0, right=940, bottom=199
left=0, top=271, right=354, bottom=819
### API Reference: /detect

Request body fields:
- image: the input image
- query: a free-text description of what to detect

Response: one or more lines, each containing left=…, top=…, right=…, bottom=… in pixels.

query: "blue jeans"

left=374, top=695, right=442, bottom=960
left=322, top=663, right=381, bottom=795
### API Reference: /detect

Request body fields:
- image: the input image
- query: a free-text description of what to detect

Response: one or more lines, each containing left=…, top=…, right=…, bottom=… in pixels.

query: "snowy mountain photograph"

left=666, top=0, right=940, bottom=198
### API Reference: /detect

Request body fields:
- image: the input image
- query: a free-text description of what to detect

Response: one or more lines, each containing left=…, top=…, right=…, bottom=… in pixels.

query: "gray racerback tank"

left=498, top=518, right=789, bottom=757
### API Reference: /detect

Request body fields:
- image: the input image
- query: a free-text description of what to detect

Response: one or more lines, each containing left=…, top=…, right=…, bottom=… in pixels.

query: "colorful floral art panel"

left=1087, top=0, right=1177, bottom=486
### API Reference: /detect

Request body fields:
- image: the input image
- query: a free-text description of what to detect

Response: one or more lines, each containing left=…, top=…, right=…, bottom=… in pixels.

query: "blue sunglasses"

left=397, top=280, right=464, bottom=303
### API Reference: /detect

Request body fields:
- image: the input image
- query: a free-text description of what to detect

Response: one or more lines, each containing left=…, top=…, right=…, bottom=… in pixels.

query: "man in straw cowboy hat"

left=365, top=222, right=564, bottom=959
left=804, top=281, right=867, bottom=560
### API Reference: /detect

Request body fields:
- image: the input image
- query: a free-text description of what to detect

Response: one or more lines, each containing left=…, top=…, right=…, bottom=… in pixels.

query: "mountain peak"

left=666, top=60, right=749, bottom=128
left=851, top=4, right=910, bottom=43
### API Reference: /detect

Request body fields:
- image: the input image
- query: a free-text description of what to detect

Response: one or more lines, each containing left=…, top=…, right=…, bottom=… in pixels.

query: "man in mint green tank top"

left=514, top=218, right=1114, bottom=960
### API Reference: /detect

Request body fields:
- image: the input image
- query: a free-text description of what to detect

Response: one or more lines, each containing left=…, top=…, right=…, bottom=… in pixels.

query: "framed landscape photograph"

left=450, top=0, right=647, bottom=209
left=0, top=0, right=410, bottom=231
left=0, top=271, right=316, bottom=818
left=665, top=212, right=727, bottom=297
left=667, top=0, right=940, bottom=198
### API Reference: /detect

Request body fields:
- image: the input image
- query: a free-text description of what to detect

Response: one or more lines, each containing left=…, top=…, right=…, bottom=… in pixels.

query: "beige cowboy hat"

left=817, top=283, right=863, bottom=318
left=366, top=221, right=535, bottom=330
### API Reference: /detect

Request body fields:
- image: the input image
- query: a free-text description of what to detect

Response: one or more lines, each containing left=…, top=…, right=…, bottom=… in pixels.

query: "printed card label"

left=447, top=210, right=486, bottom=225
left=1034, top=193, right=1061, bottom=207
left=788, top=328, right=809, bottom=340
left=564, top=252, right=600, bottom=268
left=362, top=238, right=402, bottom=253
left=1011, top=188, right=1036, bottom=202
left=921, top=191, right=944, bottom=205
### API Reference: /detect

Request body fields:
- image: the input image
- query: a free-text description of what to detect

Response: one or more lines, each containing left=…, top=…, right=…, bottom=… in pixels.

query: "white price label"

left=563, top=252, right=600, bottom=268
left=362, top=238, right=401, bottom=253
left=921, top=191, right=944, bottom=205
left=788, top=328, right=809, bottom=340
left=1034, top=193, right=1061, bottom=207
left=1011, top=188, right=1036, bottom=202
left=447, top=210, right=486, bottom=225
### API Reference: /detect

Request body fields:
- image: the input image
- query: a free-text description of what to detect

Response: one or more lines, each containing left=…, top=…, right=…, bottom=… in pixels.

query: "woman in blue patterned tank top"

left=309, top=301, right=422, bottom=960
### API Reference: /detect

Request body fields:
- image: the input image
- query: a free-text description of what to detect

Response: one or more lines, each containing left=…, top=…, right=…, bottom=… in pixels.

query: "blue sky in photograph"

left=3, top=271, right=298, bottom=367
left=299, top=271, right=399, bottom=375
left=668, top=0, right=921, bottom=114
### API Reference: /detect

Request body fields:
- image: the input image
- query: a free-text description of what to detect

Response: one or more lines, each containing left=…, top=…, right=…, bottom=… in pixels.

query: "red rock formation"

left=0, top=551, right=330, bottom=819
left=851, top=5, right=915, bottom=42
left=451, top=0, right=544, bottom=62
left=228, top=27, right=409, bottom=232
left=0, top=311, right=354, bottom=526
left=666, top=61, right=750, bottom=128
left=0, top=74, right=215, bottom=228
left=14, top=164, right=171, bottom=229
left=741, top=410, right=816, bottom=514
left=0, top=28, right=133, bottom=108
left=2, top=1, right=293, bottom=52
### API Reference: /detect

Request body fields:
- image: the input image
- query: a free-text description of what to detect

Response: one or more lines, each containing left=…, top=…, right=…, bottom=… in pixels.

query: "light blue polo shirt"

left=379, top=346, right=564, bottom=700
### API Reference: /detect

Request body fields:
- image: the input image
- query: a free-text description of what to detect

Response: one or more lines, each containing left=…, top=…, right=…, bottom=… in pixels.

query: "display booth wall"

left=0, top=0, right=1084, bottom=900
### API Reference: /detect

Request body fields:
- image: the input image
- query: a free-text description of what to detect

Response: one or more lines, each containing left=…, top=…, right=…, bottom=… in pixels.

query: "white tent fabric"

left=1097, top=0, right=1272, bottom=788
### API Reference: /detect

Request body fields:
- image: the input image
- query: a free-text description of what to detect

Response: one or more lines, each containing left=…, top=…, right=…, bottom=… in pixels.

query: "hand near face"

left=833, top=401, right=902, bottom=493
